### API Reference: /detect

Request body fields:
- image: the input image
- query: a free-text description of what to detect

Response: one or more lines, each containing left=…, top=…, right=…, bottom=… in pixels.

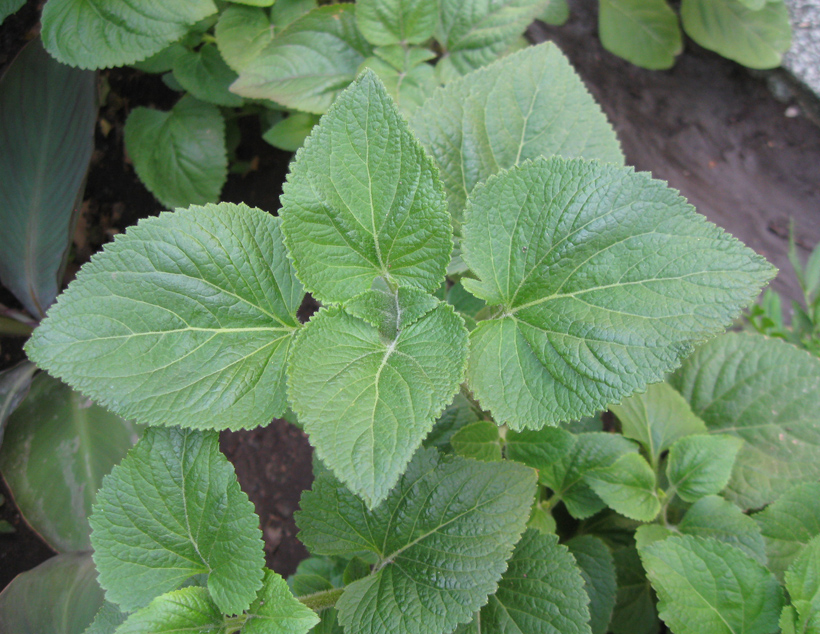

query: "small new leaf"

left=244, top=570, right=321, bottom=634
left=585, top=453, right=660, bottom=522
left=115, top=588, right=223, bottom=634
left=666, top=434, right=743, bottom=502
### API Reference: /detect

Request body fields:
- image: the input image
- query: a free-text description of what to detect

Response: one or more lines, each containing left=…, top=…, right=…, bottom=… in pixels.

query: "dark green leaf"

left=598, top=0, right=682, bottom=69
left=451, top=421, right=502, bottom=461
left=0, top=360, right=36, bottom=450
left=610, top=546, right=659, bottom=634
left=567, top=536, right=618, bottom=634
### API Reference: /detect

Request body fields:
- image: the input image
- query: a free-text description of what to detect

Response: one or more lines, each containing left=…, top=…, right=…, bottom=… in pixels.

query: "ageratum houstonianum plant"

left=24, top=43, right=820, bottom=634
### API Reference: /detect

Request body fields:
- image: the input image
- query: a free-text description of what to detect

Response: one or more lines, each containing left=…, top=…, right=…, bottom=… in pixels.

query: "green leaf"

left=115, top=587, right=223, bottom=634
left=641, top=535, right=784, bottom=634
left=288, top=556, right=345, bottom=596
left=424, top=392, right=484, bottom=452
left=296, top=448, right=536, bottom=634
left=215, top=5, right=274, bottom=73
left=231, top=0, right=275, bottom=5
left=124, top=95, right=227, bottom=208
left=462, top=158, right=774, bottom=430
left=535, top=0, right=570, bottom=25
left=785, top=536, right=820, bottom=634
left=270, top=0, right=317, bottom=29
left=680, top=0, right=792, bottom=69
left=412, top=42, right=623, bottom=229
left=84, top=602, right=127, bottom=634
left=280, top=70, right=451, bottom=304
left=26, top=204, right=302, bottom=431
left=445, top=280, right=486, bottom=331
left=567, top=536, right=618, bottom=634
left=0, top=553, right=104, bottom=634
left=89, top=427, right=265, bottom=613
left=678, top=495, right=766, bottom=565
left=172, top=44, right=243, bottom=107
left=245, top=570, right=321, bottom=634
left=610, top=546, right=659, bottom=634
left=435, top=0, right=544, bottom=76
left=0, top=37, right=96, bottom=318
left=0, top=0, right=25, bottom=24
left=634, top=525, right=675, bottom=552
left=132, top=43, right=188, bottom=74
left=670, top=332, right=820, bottom=509
left=0, top=360, right=36, bottom=450
left=41, top=0, right=217, bottom=69
left=666, top=434, right=743, bottom=502
left=0, top=372, right=143, bottom=552
left=611, top=381, right=707, bottom=469
left=288, top=302, right=468, bottom=507
left=232, top=5, right=373, bottom=113
left=356, top=0, right=438, bottom=46
left=598, top=0, right=682, bottom=69
left=780, top=605, right=799, bottom=634
left=505, top=426, right=576, bottom=472
left=451, top=420, right=503, bottom=461
left=755, top=482, right=820, bottom=582
left=263, top=112, right=320, bottom=153
left=358, top=55, right=436, bottom=116
left=586, top=453, right=660, bottom=522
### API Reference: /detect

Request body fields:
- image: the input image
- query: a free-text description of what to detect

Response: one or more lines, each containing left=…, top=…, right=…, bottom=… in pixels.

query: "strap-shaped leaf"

left=567, top=536, right=618, bottom=634
left=666, top=434, right=743, bottom=502
left=598, top=0, right=682, bottom=70
left=679, top=496, right=766, bottom=565
left=231, top=5, right=373, bottom=113
left=296, top=449, right=536, bottom=634
left=670, top=332, right=820, bottom=509
left=27, top=203, right=303, bottom=431
left=280, top=70, right=451, bottom=304
left=462, top=157, right=775, bottom=430
left=90, top=427, right=265, bottom=614
left=288, top=301, right=468, bottom=507
left=412, top=42, right=623, bottom=229
left=356, top=0, right=438, bottom=46
left=41, top=0, right=217, bottom=69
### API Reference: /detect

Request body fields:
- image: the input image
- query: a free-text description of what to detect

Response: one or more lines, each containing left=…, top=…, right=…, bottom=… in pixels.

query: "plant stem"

left=222, top=614, right=247, bottom=634
left=298, top=587, right=345, bottom=612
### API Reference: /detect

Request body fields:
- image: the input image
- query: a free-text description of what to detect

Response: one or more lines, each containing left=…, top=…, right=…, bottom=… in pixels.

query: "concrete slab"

left=783, top=0, right=820, bottom=99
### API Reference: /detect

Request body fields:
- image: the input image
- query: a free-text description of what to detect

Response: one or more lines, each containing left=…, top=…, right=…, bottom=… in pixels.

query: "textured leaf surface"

left=85, top=602, right=127, bottom=634
left=641, top=535, right=784, bottom=634
left=611, top=381, right=706, bottom=468
left=116, top=587, right=223, bottom=634
left=296, top=449, right=536, bottom=634
left=281, top=71, right=451, bottom=304
left=567, top=536, right=617, bottom=634
left=679, top=495, right=766, bottom=565
left=680, top=0, right=791, bottom=69
left=412, top=43, right=623, bottom=229
left=172, top=44, right=243, bottom=107
left=232, top=5, right=373, bottom=113
left=41, top=0, right=217, bottom=69
left=0, top=372, right=143, bottom=552
left=288, top=303, right=467, bottom=507
left=124, top=95, right=227, bottom=208
left=586, top=453, right=660, bottom=522
left=598, top=0, right=682, bottom=69
left=755, top=483, right=820, bottom=582
left=785, top=536, right=820, bottom=634
left=215, top=5, right=274, bottom=73
left=356, top=0, right=438, bottom=45
left=451, top=420, right=502, bottom=461
left=0, top=37, right=96, bottom=318
left=245, top=570, right=320, bottom=634
left=462, top=158, right=774, bottom=430
left=670, top=333, right=820, bottom=509
left=27, top=204, right=302, bottom=430
left=424, top=393, right=484, bottom=452
left=666, top=434, right=743, bottom=502
left=89, top=427, right=265, bottom=613
left=358, top=55, right=436, bottom=116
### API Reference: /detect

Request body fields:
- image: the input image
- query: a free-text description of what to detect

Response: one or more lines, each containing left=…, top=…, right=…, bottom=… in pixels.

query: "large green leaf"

left=231, top=5, right=373, bottom=113
left=280, top=70, right=451, bottom=304
left=0, top=37, right=96, bottom=318
left=215, top=5, right=274, bottom=73
left=598, top=0, right=682, bottom=70
left=435, top=0, right=544, bottom=76
left=172, top=44, right=243, bottom=107
left=356, top=0, right=438, bottom=45
left=124, top=95, right=227, bottom=208
left=0, top=373, right=143, bottom=552
left=26, top=203, right=302, bottom=430
left=41, top=0, right=217, bottom=69
left=679, top=495, right=766, bottom=565
left=90, top=427, right=265, bottom=614
left=670, top=332, right=820, bottom=509
left=680, top=0, right=791, bottom=69
left=665, top=433, right=743, bottom=502
left=641, top=535, right=784, bottom=634
left=0, top=553, right=104, bottom=634
left=0, top=360, right=36, bottom=450
left=567, top=536, right=618, bottom=634
left=296, top=449, right=536, bottom=634
left=412, top=43, right=623, bottom=230
left=288, top=300, right=468, bottom=507
left=462, top=158, right=773, bottom=430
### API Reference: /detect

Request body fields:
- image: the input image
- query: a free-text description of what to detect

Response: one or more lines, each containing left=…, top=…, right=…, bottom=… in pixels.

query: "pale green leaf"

left=785, top=536, right=820, bottom=634
left=231, top=0, right=275, bottom=6
left=634, top=525, right=675, bottom=552
left=567, top=536, right=618, bottom=634
left=296, top=448, right=536, bottom=634
left=780, top=606, right=799, bottom=634
left=412, top=42, right=623, bottom=229
left=373, top=44, right=436, bottom=70
left=435, top=0, right=544, bottom=75
left=610, top=546, right=659, bottom=634
left=124, top=95, right=227, bottom=208
left=0, top=553, right=104, bottom=634
left=0, top=372, right=143, bottom=552
left=462, top=158, right=774, bottom=430
left=215, top=6, right=274, bottom=73
left=356, top=0, right=438, bottom=45
left=41, top=0, right=217, bottom=69
left=678, top=495, right=766, bottom=565
left=89, top=427, right=265, bottom=613
left=280, top=70, right=451, bottom=304
left=288, top=302, right=468, bottom=507
left=270, top=0, right=317, bottom=29
left=535, top=0, right=569, bottom=25
left=598, top=0, right=682, bottom=69
left=26, top=204, right=302, bottom=430
left=172, top=44, right=243, bottom=107
left=244, top=570, right=321, bottom=634
left=755, top=483, right=820, bottom=582
left=670, top=332, right=820, bottom=509
left=611, top=381, right=707, bottom=469
left=528, top=503, right=557, bottom=534
left=642, top=535, right=784, bottom=634
left=666, top=434, right=743, bottom=502
left=0, top=360, right=36, bottom=450
left=115, top=588, right=222, bottom=634
left=232, top=5, right=373, bottom=113
left=586, top=453, right=660, bottom=522
left=358, top=55, right=436, bottom=116
left=451, top=420, right=502, bottom=461
left=263, top=112, right=320, bottom=153
left=680, top=0, right=791, bottom=69
left=505, top=426, right=576, bottom=472
left=424, top=392, right=484, bottom=451
left=0, top=0, right=25, bottom=24
left=343, top=285, right=440, bottom=339
left=0, top=37, right=96, bottom=318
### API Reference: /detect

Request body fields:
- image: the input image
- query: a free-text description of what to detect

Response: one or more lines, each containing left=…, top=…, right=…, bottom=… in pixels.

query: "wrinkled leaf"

left=679, top=495, right=766, bottom=565
left=666, top=434, right=743, bottom=502
left=356, top=0, right=438, bottom=45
